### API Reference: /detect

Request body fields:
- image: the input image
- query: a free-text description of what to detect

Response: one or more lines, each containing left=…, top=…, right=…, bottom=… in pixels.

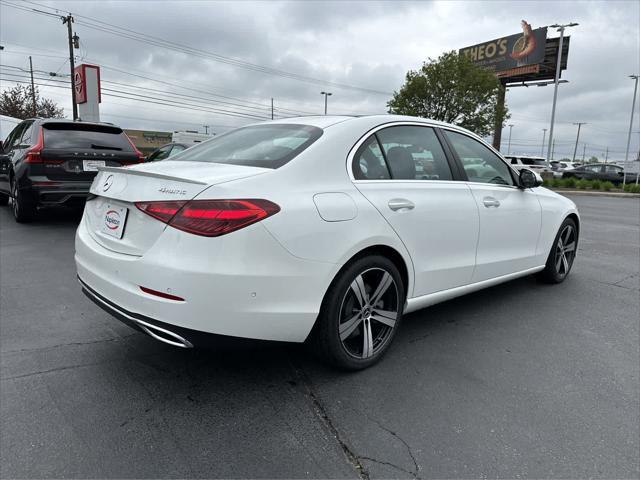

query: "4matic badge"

left=158, top=187, right=187, bottom=195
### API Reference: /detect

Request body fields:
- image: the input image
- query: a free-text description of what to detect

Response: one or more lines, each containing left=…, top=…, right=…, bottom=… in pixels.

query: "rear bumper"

left=24, top=178, right=93, bottom=206
left=75, top=211, right=338, bottom=344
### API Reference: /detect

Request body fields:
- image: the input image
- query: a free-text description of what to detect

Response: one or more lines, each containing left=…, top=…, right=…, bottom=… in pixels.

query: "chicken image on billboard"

left=460, top=21, right=547, bottom=73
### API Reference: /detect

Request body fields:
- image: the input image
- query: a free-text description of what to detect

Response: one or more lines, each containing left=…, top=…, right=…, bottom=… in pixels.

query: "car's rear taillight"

left=124, top=133, right=145, bottom=163
left=135, top=199, right=280, bottom=237
left=25, top=127, right=44, bottom=164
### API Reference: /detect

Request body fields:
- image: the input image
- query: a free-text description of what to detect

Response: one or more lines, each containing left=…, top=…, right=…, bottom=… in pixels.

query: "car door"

left=0, top=121, right=29, bottom=193
left=351, top=124, right=479, bottom=298
left=442, top=129, right=542, bottom=282
left=602, top=164, right=623, bottom=183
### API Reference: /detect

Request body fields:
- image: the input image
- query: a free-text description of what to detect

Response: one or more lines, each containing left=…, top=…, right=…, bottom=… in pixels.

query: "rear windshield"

left=174, top=124, right=323, bottom=169
left=43, top=123, right=134, bottom=151
left=521, top=158, right=547, bottom=166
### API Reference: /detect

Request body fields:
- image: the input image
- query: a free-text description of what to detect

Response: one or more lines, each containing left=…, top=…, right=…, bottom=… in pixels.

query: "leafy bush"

left=551, top=178, right=563, bottom=188
left=602, top=181, right=614, bottom=191
left=542, top=179, right=551, bottom=187
left=590, top=179, right=601, bottom=190
left=628, top=184, right=640, bottom=194
left=563, top=177, right=577, bottom=188
left=576, top=179, right=589, bottom=189
left=623, top=183, right=632, bottom=192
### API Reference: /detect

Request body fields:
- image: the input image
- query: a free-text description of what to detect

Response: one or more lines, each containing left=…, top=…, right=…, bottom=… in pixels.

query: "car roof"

left=266, top=114, right=478, bottom=136
left=31, top=118, right=120, bottom=129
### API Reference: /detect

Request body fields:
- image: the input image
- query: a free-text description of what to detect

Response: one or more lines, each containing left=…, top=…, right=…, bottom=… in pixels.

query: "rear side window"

left=376, top=126, right=452, bottom=180
left=175, top=124, right=323, bottom=169
left=43, top=123, right=134, bottom=151
left=521, top=158, right=547, bottom=166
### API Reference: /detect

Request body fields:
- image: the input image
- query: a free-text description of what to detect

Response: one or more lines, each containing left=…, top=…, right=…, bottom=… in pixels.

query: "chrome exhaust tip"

left=132, top=318, right=193, bottom=349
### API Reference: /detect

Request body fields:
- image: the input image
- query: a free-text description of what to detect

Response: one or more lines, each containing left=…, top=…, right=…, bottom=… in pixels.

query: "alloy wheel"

left=11, top=179, right=19, bottom=219
left=555, top=224, right=576, bottom=277
left=338, top=267, right=399, bottom=359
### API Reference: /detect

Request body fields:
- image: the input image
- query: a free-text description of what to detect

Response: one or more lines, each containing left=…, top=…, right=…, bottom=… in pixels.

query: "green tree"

left=587, top=156, right=599, bottom=163
left=0, top=84, right=64, bottom=120
left=387, top=51, right=508, bottom=136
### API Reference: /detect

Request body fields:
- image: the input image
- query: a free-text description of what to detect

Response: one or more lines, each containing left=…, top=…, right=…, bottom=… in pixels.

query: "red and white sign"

left=73, top=64, right=101, bottom=104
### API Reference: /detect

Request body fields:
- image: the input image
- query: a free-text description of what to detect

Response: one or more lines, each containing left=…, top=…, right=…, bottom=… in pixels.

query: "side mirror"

left=519, top=168, right=543, bottom=189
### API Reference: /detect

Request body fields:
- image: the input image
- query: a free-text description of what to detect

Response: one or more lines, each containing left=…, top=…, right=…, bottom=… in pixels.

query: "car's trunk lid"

left=84, top=161, right=268, bottom=256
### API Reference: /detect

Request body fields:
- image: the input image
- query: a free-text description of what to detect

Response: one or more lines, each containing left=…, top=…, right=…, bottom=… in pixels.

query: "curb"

left=551, top=189, right=640, bottom=198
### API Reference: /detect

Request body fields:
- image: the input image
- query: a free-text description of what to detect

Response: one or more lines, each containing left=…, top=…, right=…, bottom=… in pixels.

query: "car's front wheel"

left=538, top=217, right=578, bottom=283
left=311, top=255, right=405, bottom=370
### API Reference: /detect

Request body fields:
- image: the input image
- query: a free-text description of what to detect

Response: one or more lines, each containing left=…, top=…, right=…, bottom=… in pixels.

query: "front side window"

left=444, top=130, right=515, bottom=186
left=585, top=165, right=601, bottom=173
left=604, top=165, right=622, bottom=174
left=175, top=124, right=323, bottom=169
left=376, top=126, right=452, bottom=181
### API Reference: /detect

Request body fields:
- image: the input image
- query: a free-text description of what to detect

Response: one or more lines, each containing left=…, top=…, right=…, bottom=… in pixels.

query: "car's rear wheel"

left=538, top=217, right=578, bottom=283
left=311, top=255, right=405, bottom=370
left=11, top=178, right=36, bottom=223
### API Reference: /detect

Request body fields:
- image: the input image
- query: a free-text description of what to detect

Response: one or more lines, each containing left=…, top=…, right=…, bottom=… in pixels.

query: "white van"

left=172, top=131, right=212, bottom=145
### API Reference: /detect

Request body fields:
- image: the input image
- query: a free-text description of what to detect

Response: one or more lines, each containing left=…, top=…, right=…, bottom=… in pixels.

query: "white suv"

left=505, top=155, right=552, bottom=175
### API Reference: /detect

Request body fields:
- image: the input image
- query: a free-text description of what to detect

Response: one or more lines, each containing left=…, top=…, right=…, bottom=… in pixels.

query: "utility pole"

left=541, top=128, right=548, bottom=157
left=623, top=74, right=639, bottom=185
left=203, top=125, right=209, bottom=134
left=582, top=143, right=586, bottom=162
left=604, top=147, right=608, bottom=163
left=28, top=56, right=37, bottom=117
left=551, top=139, right=556, bottom=160
left=572, top=122, right=587, bottom=161
left=507, top=124, right=514, bottom=154
left=320, top=91, right=332, bottom=115
left=271, top=98, right=274, bottom=120
left=547, top=22, right=578, bottom=162
left=62, top=14, right=78, bottom=121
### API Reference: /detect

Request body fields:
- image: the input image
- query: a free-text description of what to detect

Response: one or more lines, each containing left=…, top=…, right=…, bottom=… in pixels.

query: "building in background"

left=124, top=129, right=172, bottom=155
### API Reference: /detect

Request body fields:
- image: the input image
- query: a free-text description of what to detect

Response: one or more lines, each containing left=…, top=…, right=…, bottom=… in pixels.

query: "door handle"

left=388, top=198, right=415, bottom=211
left=482, top=196, right=501, bottom=208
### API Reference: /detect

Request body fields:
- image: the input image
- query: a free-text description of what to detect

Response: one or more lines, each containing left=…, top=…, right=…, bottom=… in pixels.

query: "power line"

left=3, top=0, right=392, bottom=96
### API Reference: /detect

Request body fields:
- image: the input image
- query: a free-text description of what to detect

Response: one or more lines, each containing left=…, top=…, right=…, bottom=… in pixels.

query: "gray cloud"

left=0, top=0, right=638, bottom=159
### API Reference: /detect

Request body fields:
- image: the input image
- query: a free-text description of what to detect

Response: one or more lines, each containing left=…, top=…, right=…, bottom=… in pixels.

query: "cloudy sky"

left=1, top=0, right=639, bottom=161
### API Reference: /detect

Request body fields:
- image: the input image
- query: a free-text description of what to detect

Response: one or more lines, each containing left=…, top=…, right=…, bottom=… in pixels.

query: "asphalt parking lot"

left=1, top=194, right=638, bottom=479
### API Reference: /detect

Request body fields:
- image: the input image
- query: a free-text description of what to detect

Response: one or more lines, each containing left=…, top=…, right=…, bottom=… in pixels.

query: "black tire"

left=11, top=178, right=36, bottom=223
left=310, top=255, right=405, bottom=370
left=0, top=192, right=8, bottom=206
left=538, top=217, right=578, bottom=284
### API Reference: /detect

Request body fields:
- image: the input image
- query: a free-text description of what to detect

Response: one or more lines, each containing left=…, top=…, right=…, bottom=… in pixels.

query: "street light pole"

left=623, top=75, right=639, bottom=185
left=320, top=91, right=332, bottom=115
left=507, top=124, right=514, bottom=154
left=547, top=22, right=578, bottom=163
left=541, top=128, right=548, bottom=157
left=29, top=56, right=37, bottom=117
left=572, top=122, right=587, bottom=162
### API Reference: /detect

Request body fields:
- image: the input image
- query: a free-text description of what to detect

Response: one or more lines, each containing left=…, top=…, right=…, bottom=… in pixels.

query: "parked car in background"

left=562, top=163, right=638, bottom=184
left=504, top=155, right=552, bottom=175
left=0, top=119, right=145, bottom=222
left=550, top=160, right=581, bottom=178
left=76, top=115, right=579, bottom=370
left=146, top=143, right=190, bottom=162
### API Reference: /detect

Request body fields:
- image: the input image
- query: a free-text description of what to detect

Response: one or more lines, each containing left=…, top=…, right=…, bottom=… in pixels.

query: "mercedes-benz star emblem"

left=103, top=174, right=114, bottom=192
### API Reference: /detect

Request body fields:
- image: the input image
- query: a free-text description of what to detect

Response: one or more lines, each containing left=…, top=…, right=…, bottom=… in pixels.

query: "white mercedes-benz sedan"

left=76, top=115, right=579, bottom=369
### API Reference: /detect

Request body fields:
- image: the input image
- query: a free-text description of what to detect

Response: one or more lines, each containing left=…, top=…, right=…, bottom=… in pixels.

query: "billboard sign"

left=460, top=21, right=547, bottom=75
